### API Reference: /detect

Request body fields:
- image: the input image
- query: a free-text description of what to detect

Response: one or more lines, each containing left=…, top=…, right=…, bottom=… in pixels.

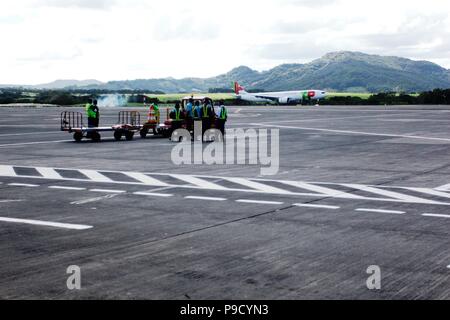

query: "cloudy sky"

left=1, top=0, right=449, bottom=84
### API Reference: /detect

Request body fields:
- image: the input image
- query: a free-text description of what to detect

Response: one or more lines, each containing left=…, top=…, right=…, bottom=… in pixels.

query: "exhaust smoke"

left=97, top=94, right=128, bottom=107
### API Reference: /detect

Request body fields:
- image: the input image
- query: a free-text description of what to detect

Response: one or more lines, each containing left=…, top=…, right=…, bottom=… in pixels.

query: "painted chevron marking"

left=343, top=184, right=445, bottom=204
left=36, top=167, right=64, bottom=180
left=226, top=177, right=292, bottom=194
left=281, top=181, right=364, bottom=199
left=1, top=165, right=450, bottom=206
left=170, top=174, right=228, bottom=190
left=79, top=170, right=114, bottom=183
left=0, top=165, right=16, bottom=177
left=435, top=184, right=450, bottom=192
left=122, top=171, right=168, bottom=186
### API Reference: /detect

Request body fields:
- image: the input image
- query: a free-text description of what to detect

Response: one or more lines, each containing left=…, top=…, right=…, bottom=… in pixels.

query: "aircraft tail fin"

left=233, top=81, right=247, bottom=95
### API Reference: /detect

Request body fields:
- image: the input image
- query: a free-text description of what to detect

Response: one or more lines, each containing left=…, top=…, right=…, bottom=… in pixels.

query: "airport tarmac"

left=1, top=104, right=450, bottom=299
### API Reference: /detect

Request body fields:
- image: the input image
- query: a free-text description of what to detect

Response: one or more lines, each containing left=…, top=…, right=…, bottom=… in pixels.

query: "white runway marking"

left=227, top=177, right=291, bottom=194
left=2, top=165, right=450, bottom=206
left=436, top=184, right=450, bottom=192
left=171, top=174, right=228, bottom=190
left=422, top=213, right=450, bottom=219
left=79, top=170, right=114, bottom=183
left=0, top=165, right=16, bottom=176
left=90, top=189, right=126, bottom=194
left=344, top=184, right=441, bottom=204
left=48, top=186, right=86, bottom=191
left=356, top=208, right=405, bottom=215
left=70, top=194, right=119, bottom=205
left=184, top=196, right=227, bottom=201
left=0, top=200, right=24, bottom=203
left=252, top=123, right=450, bottom=142
left=282, top=181, right=364, bottom=199
left=122, top=172, right=168, bottom=186
left=236, top=199, right=284, bottom=205
left=0, top=217, right=92, bottom=230
left=8, top=183, right=39, bottom=187
left=0, top=131, right=58, bottom=137
left=0, top=140, right=71, bottom=148
left=133, top=192, right=173, bottom=197
left=293, top=203, right=340, bottom=209
left=36, top=167, right=64, bottom=180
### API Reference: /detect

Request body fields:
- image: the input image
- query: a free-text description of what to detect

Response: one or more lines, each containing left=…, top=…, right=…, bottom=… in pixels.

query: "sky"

left=0, top=0, right=449, bottom=84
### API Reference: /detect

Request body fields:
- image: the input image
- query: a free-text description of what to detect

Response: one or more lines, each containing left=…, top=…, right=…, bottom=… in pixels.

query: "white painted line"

left=0, top=165, right=16, bottom=177
left=293, top=203, right=340, bottom=210
left=79, top=170, right=114, bottom=183
left=0, top=217, right=93, bottom=230
left=436, top=184, right=450, bottom=192
left=171, top=174, right=228, bottom=190
left=90, top=189, right=126, bottom=194
left=0, top=131, right=58, bottom=137
left=122, top=171, right=169, bottom=187
left=252, top=123, right=450, bottom=142
left=408, top=188, right=450, bottom=199
left=8, top=183, right=39, bottom=187
left=133, top=192, right=173, bottom=197
left=227, top=177, right=292, bottom=194
left=344, top=184, right=441, bottom=204
left=48, top=186, right=86, bottom=191
left=282, top=181, right=364, bottom=199
left=422, top=213, right=450, bottom=219
left=185, top=196, right=227, bottom=201
left=71, top=194, right=119, bottom=205
left=36, top=167, right=64, bottom=180
left=236, top=199, right=284, bottom=205
left=0, top=200, right=24, bottom=203
left=356, top=208, right=405, bottom=215
left=0, top=140, right=71, bottom=148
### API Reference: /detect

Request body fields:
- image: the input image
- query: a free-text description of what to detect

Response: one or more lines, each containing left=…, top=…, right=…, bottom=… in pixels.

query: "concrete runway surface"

left=1, top=105, right=450, bottom=299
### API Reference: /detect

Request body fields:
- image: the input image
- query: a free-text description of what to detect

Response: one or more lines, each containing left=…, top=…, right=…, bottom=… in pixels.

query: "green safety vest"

left=219, top=107, right=227, bottom=120
left=202, top=106, right=209, bottom=119
left=173, top=108, right=181, bottom=121
left=86, top=104, right=97, bottom=118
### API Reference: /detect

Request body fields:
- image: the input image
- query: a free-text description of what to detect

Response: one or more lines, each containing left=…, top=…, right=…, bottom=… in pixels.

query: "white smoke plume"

left=97, top=94, right=128, bottom=107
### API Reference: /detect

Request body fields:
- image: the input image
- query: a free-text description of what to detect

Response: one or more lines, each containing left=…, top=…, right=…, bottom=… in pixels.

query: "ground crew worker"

left=86, top=98, right=98, bottom=127
left=216, top=100, right=228, bottom=137
left=185, top=98, right=194, bottom=132
left=201, top=100, right=213, bottom=138
left=151, top=103, right=160, bottom=123
left=93, top=99, right=100, bottom=127
left=169, top=102, right=185, bottom=135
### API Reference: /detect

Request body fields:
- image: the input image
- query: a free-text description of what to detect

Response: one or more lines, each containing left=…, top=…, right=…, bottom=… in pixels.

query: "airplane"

left=233, top=81, right=327, bottom=105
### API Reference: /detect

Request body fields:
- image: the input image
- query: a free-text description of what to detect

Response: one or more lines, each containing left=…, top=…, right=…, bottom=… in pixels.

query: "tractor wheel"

left=114, top=131, right=123, bottom=141
left=140, top=129, right=148, bottom=139
left=125, top=132, right=134, bottom=141
left=91, top=131, right=101, bottom=142
left=73, top=132, right=83, bottom=142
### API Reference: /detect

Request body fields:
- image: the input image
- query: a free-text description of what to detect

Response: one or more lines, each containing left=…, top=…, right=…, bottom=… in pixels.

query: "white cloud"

left=0, top=0, right=449, bottom=84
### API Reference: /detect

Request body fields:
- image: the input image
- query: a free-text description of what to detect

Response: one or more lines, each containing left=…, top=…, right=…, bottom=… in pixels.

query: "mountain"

left=91, top=52, right=449, bottom=93
left=3, top=52, right=450, bottom=92
left=33, top=79, right=105, bottom=89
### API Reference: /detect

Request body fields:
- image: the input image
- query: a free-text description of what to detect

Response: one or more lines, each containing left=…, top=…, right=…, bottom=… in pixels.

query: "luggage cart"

left=61, top=111, right=142, bottom=142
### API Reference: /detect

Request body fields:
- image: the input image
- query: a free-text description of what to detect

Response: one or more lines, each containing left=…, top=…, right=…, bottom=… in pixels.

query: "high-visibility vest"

left=202, top=106, right=209, bottom=119
left=219, top=106, right=227, bottom=120
left=86, top=104, right=96, bottom=118
left=173, top=108, right=181, bottom=121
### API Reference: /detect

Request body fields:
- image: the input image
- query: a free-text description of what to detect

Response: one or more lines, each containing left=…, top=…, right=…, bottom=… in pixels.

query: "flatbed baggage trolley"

left=61, top=110, right=142, bottom=142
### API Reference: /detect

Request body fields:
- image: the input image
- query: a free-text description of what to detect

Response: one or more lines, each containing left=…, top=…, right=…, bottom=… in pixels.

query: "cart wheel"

left=125, top=132, right=134, bottom=141
left=91, top=132, right=101, bottom=142
left=140, top=129, right=148, bottom=139
left=73, top=132, right=83, bottom=142
left=114, top=131, right=123, bottom=141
